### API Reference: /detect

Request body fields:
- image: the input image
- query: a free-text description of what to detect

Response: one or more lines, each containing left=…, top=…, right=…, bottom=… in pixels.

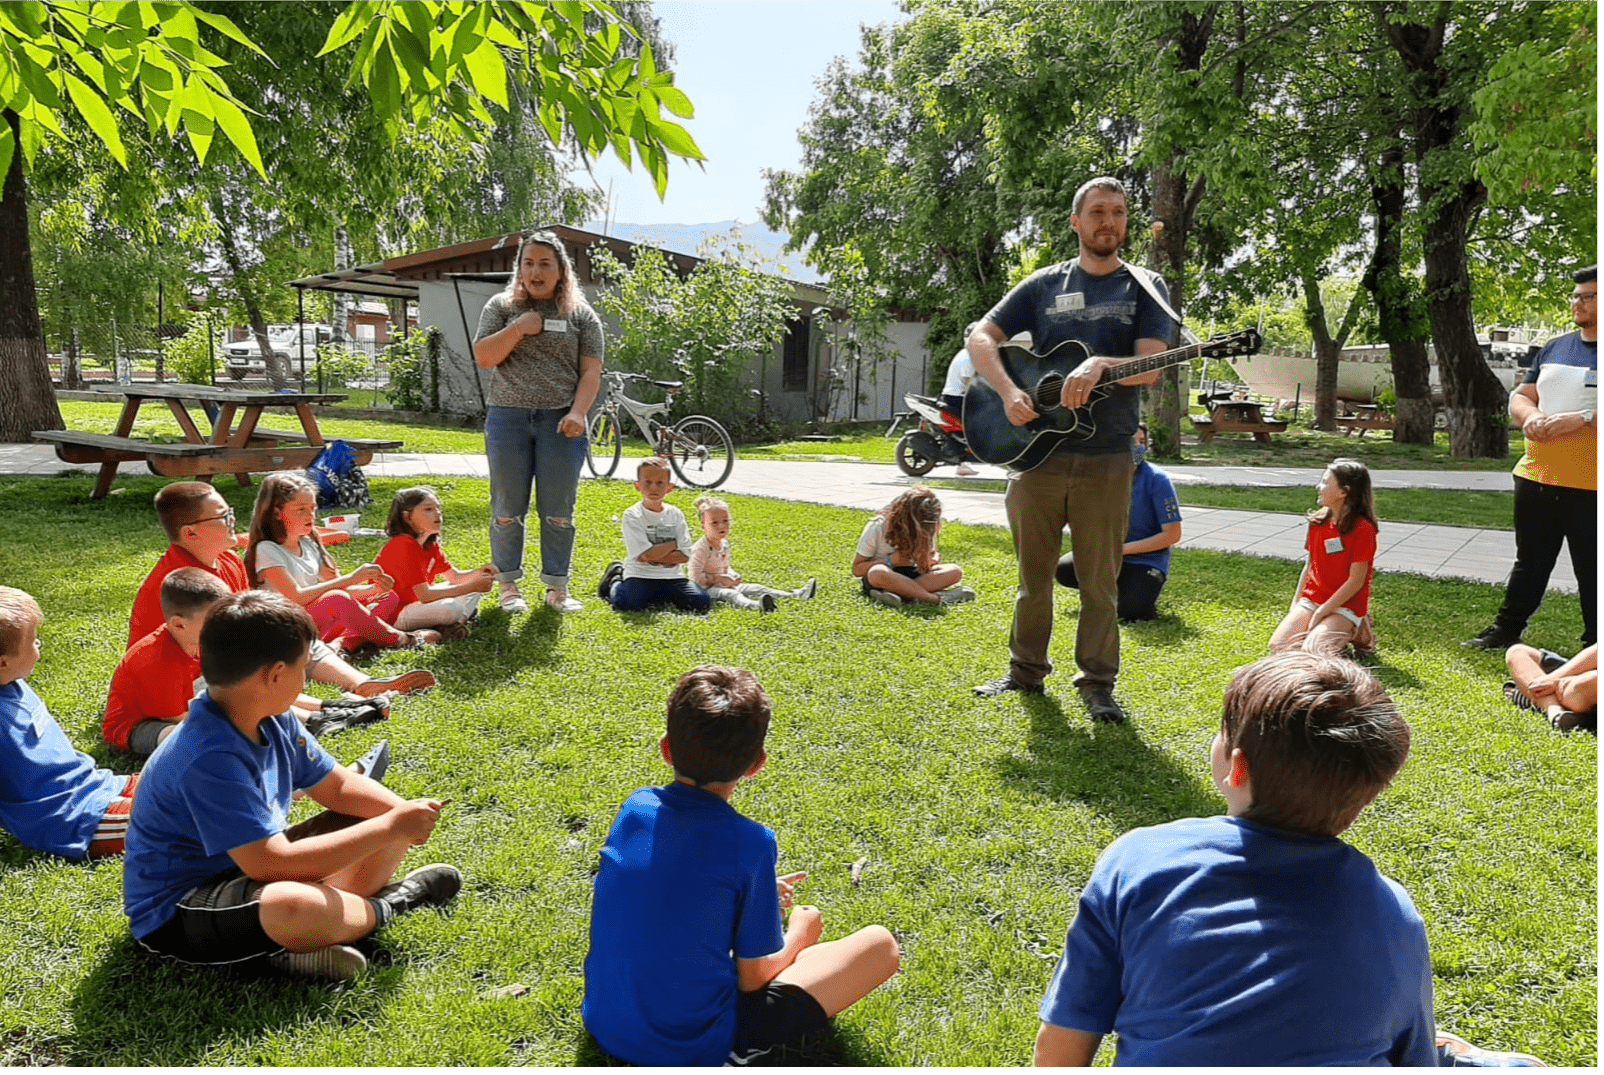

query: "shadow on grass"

left=66, top=936, right=401, bottom=1065
left=990, top=693, right=1219, bottom=832
left=574, top=1023, right=895, bottom=1067
left=408, top=606, right=564, bottom=696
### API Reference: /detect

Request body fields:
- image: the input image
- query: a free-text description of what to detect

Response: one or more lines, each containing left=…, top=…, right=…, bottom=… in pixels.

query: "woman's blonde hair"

left=244, top=472, right=332, bottom=585
left=881, top=486, right=944, bottom=573
left=501, top=230, right=577, bottom=316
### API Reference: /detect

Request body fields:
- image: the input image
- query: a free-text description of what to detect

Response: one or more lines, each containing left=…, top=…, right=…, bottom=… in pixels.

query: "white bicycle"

left=586, top=371, right=736, bottom=489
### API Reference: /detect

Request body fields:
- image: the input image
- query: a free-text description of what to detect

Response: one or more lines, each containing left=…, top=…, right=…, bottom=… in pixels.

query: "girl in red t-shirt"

left=371, top=487, right=496, bottom=638
left=1269, top=459, right=1379, bottom=657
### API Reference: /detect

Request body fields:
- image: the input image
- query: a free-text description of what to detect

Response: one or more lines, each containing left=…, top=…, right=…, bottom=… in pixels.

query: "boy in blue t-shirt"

left=123, top=590, right=461, bottom=981
left=1034, top=651, right=1543, bottom=1067
left=0, top=587, right=138, bottom=860
left=583, top=666, right=900, bottom=1065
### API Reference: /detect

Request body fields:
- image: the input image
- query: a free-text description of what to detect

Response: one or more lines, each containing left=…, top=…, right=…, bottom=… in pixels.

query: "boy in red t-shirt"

left=106, top=569, right=228, bottom=756
left=130, top=482, right=436, bottom=700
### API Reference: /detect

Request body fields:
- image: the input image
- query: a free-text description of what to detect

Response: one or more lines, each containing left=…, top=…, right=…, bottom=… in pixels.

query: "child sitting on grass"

left=123, top=591, right=461, bottom=981
left=0, top=586, right=139, bottom=860
left=131, top=481, right=435, bottom=700
left=596, top=457, right=712, bottom=614
left=1269, top=459, right=1379, bottom=657
left=583, top=666, right=900, bottom=1065
left=688, top=494, right=817, bottom=613
left=1505, top=643, right=1597, bottom=733
left=371, top=486, right=496, bottom=638
left=105, top=568, right=229, bottom=757
left=852, top=485, right=973, bottom=607
left=246, top=472, right=441, bottom=655
left=1033, top=651, right=1543, bottom=1067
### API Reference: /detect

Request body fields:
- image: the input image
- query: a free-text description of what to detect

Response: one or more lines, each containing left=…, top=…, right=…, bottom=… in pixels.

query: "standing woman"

left=474, top=231, right=605, bottom=613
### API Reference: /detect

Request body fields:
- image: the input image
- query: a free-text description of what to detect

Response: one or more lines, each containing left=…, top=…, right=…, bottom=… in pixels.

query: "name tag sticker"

left=1587, top=369, right=1599, bottom=387
left=1054, top=293, right=1086, bottom=312
left=1324, top=537, right=1344, bottom=554
left=545, top=319, right=569, bottom=334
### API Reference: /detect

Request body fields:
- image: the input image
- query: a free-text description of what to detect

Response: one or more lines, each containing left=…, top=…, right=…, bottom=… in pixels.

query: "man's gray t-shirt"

left=985, top=261, right=1173, bottom=453
left=475, top=292, right=606, bottom=410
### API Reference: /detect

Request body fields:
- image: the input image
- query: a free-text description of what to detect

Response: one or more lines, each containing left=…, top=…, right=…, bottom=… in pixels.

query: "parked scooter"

left=894, top=392, right=981, bottom=476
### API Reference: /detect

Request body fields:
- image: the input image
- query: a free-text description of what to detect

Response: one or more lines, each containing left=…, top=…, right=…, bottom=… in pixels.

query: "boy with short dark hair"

left=130, top=481, right=436, bottom=699
left=1033, top=652, right=1540, bottom=1067
left=0, top=586, right=139, bottom=859
left=596, top=457, right=712, bottom=613
left=583, top=666, right=900, bottom=1065
left=104, top=567, right=228, bottom=756
left=123, top=591, right=461, bottom=980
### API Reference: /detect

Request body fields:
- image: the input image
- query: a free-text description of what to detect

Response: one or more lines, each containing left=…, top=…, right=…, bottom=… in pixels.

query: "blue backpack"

left=306, top=439, right=371, bottom=510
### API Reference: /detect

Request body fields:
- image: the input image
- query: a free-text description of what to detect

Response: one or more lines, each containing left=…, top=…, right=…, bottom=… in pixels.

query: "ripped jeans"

left=485, top=405, right=588, bottom=592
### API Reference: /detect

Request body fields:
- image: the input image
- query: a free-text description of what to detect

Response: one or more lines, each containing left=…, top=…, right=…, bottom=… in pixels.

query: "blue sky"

left=578, top=1, right=904, bottom=227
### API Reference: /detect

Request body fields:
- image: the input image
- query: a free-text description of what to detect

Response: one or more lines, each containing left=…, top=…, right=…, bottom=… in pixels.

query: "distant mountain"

left=578, top=218, right=821, bottom=283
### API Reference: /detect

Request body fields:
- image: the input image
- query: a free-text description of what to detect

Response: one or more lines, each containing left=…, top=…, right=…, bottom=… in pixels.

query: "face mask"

left=1133, top=444, right=1148, bottom=465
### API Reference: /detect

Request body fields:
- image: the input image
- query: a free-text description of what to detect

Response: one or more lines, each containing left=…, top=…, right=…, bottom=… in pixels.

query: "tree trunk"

left=1382, top=10, right=1508, bottom=458
left=210, top=190, right=288, bottom=389
left=1300, top=271, right=1340, bottom=430
left=0, top=108, right=64, bottom=442
left=1362, top=138, right=1434, bottom=443
left=332, top=220, right=351, bottom=346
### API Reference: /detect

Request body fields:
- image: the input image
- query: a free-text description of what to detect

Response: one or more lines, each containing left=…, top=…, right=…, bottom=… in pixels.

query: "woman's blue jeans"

left=485, top=405, right=587, bottom=592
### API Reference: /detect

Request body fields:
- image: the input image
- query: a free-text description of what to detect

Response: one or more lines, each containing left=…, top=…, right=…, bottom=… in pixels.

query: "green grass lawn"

left=0, top=472, right=1591, bottom=1066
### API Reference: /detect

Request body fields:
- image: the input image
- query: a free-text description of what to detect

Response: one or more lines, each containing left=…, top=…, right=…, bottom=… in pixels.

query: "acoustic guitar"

left=962, top=329, right=1263, bottom=470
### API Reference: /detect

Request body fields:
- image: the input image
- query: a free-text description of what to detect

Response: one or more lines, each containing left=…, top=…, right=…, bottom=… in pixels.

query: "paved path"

left=0, top=444, right=1568, bottom=593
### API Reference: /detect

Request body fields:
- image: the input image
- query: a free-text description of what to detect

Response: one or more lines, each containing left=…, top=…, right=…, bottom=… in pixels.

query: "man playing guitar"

left=968, top=176, right=1173, bottom=723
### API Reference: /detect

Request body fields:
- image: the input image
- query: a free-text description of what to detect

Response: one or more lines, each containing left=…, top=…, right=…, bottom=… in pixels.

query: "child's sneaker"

left=868, top=588, right=902, bottom=609
left=267, top=944, right=367, bottom=980
left=760, top=594, right=778, bottom=613
left=938, top=586, right=976, bottom=605
left=375, top=863, right=463, bottom=919
left=597, top=560, right=625, bottom=600
left=546, top=589, right=583, bottom=612
left=1434, top=1030, right=1546, bottom=1066
left=349, top=739, right=390, bottom=783
left=794, top=577, right=818, bottom=600
left=355, top=669, right=435, bottom=698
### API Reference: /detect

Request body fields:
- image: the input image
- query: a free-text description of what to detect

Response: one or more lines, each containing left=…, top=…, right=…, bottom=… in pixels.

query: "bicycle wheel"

left=586, top=409, right=622, bottom=478
left=663, top=415, right=735, bottom=489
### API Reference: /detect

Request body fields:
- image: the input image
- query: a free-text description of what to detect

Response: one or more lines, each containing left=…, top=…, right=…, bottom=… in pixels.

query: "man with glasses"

left=1465, top=265, right=1597, bottom=651
left=129, top=482, right=436, bottom=699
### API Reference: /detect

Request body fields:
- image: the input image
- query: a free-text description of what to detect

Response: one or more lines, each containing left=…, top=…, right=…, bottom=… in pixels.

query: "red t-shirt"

left=374, top=535, right=454, bottom=616
left=1299, top=515, right=1377, bottom=616
left=104, top=627, right=201, bottom=749
left=128, top=546, right=250, bottom=648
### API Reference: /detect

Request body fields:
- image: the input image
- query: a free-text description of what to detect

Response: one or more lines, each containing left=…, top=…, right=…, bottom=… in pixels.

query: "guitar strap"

left=1126, top=263, right=1202, bottom=346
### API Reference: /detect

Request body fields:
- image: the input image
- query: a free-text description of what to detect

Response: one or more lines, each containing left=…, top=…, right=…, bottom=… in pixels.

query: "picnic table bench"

left=34, top=383, right=401, bottom=498
left=1190, top=400, right=1289, bottom=443
left=1334, top=405, right=1395, bottom=437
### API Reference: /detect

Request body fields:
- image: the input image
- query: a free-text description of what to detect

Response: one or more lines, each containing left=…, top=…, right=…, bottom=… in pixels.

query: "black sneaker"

left=1082, top=688, right=1127, bottom=724
left=1462, top=624, right=1522, bottom=650
left=760, top=594, right=778, bottom=613
left=598, top=560, right=624, bottom=600
left=973, top=675, right=1044, bottom=697
left=376, top=863, right=463, bottom=919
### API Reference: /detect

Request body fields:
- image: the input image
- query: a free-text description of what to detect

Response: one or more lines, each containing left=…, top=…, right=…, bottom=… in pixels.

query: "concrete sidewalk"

left=0, top=444, right=1569, bottom=593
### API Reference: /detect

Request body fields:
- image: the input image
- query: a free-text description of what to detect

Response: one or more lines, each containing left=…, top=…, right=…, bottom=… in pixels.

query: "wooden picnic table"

left=34, top=383, right=402, bottom=498
left=1190, top=400, right=1289, bottom=443
left=1334, top=404, right=1395, bottom=437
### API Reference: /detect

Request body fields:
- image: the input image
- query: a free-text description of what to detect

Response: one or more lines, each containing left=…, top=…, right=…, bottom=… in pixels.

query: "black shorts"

left=135, top=810, right=364, bottom=967
left=727, top=981, right=831, bottom=1066
left=861, top=563, right=920, bottom=596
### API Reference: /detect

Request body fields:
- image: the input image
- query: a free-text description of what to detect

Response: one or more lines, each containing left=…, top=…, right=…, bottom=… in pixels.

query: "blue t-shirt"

left=1124, top=461, right=1182, bottom=574
left=122, top=692, right=336, bottom=939
left=0, top=679, right=125, bottom=859
left=1040, top=815, right=1436, bottom=1066
left=984, top=261, right=1174, bottom=454
left=582, top=783, right=786, bottom=1066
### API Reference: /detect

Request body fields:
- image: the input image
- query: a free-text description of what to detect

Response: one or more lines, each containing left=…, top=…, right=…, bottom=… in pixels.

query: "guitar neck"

left=1099, top=342, right=1207, bottom=385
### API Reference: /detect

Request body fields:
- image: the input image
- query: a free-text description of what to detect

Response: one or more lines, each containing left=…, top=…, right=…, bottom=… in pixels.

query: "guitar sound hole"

left=1036, top=374, right=1064, bottom=412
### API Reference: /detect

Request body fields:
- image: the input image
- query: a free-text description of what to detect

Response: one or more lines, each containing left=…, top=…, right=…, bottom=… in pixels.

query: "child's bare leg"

left=321, top=834, right=412, bottom=897
left=916, top=564, right=964, bottom=594
left=309, top=648, right=364, bottom=692
left=1555, top=670, right=1598, bottom=713
left=773, top=925, right=901, bottom=1018
left=258, top=880, right=378, bottom=951
left=1268, top=608, right=1312, bottom=652
left=1506, top=644, right=1557, bottom=705
left=1302, top=616, right=1359, bottom=658
left=865, top=564, right=940, bottom=604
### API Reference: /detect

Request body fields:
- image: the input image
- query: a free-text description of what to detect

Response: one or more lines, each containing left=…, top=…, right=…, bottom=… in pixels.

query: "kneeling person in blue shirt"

left=583, top=666, right=901, bottom=1065
left=123, top=591, right=460, bottom=981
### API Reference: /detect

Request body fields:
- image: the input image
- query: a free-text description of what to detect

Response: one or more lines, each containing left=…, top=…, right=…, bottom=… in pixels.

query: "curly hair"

left=880, top=486, right=944, bottom=573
